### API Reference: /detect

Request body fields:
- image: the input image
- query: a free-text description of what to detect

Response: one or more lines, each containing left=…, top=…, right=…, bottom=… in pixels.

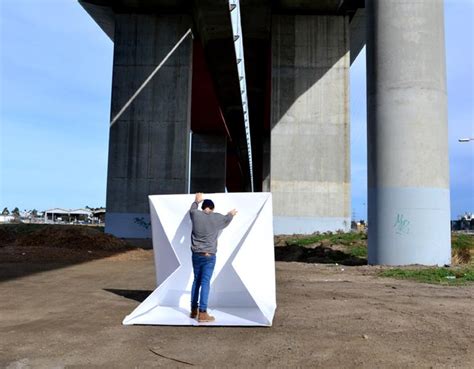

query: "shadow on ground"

left=104, top=289, right=153, bottom=303
left=275, top=245, right=367, bottom=266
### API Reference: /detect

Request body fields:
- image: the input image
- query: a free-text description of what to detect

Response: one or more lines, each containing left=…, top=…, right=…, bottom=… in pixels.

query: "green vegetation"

left=283, top=232, right=474, bottom=264
left=347, top=245, right=368, bottom=258
left=452, top=233, right=474, bottom=250
left=286, top=232, right=367, bottom=247
left=286, top=232, right=368, bottom=258
left=380, top=265, right=474, bottom=285
left=278, top=232, right=368, bottom=263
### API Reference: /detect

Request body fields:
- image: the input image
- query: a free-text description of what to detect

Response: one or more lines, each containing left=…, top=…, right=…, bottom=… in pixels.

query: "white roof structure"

left=44, top=208, right=92, bottom=216
left=44, top=208, right=70, bottom=214
left=0, top=215, right=15, bottom=223
left=70, top=209, right=93, bottom=215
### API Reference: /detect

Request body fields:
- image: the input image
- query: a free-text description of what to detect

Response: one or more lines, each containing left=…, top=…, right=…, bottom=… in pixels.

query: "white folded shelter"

left=123, top=193, right=276, bottom=326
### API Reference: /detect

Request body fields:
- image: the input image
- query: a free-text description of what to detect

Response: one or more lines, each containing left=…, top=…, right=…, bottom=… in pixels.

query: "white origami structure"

left=123, top=193, right=276, bottom=326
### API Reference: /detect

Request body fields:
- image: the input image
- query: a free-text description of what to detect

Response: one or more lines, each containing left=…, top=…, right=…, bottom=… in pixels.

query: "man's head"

left=201, top=199, right=215, bottom=212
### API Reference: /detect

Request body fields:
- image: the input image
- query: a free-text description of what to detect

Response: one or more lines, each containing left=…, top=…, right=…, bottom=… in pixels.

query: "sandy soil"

left=1, top=250, right=473, bottom=369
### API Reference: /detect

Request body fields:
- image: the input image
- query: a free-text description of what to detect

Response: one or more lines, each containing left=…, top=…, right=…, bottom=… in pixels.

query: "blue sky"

left=1, top=0, right=473, bottom=219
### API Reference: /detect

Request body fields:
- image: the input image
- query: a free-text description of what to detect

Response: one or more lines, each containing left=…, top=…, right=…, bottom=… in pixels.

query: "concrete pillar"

left=271, top=15, right=351, bottom=234
left=190, top=134, right=227, bottom=193
left=105, top=14, right=193, bottom=238
left=366, top=0, right=450, bottom=265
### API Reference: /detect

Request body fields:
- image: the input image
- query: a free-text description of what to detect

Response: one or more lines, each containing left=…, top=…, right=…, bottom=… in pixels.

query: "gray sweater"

left=189, top=201, right=233, bottom=254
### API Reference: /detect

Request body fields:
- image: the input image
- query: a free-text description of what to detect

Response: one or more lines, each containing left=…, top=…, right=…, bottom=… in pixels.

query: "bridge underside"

left=79, top=0, right=365, bottom=232
left=79, top=0, right=364, bottom=237
left=79, top=0, right=451, bottom=268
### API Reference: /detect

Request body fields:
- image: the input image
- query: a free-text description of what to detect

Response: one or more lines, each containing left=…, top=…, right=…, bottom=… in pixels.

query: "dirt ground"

left=1, top=249, right=473, bottom=369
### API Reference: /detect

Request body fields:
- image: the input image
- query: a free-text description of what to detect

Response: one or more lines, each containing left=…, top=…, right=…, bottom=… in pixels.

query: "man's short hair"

left=202, top=199, right=215, bottom=211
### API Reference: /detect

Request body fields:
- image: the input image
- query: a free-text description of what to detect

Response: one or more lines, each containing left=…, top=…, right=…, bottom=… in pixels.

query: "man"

left=189, top=192, right=237, bottom=322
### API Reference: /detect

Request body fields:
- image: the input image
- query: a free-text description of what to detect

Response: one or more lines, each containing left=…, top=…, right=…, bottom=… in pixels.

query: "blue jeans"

left=191, top=252, right=216, bottom=312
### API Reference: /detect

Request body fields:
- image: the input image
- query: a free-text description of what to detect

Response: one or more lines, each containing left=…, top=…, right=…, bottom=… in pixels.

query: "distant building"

left=92, top=208, right=106, bottom=224
left=351, top=220, right=367, bottom=232
left=0, top=215, right=15, bottom=223
left=451, top=213, right=474, bottom=231
left=44, top=208, right=93, bottom=224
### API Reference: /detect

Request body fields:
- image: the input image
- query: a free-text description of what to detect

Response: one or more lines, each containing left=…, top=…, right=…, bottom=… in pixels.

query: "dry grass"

left=451, top=233, right=474, bottom=265
left=452, top=248, right=471, bottom=264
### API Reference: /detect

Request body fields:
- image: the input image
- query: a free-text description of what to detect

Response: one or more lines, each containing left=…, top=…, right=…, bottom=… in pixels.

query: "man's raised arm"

left=190, top=192, right=204, bottom=212
left=220, top=208, right=237, bottom=229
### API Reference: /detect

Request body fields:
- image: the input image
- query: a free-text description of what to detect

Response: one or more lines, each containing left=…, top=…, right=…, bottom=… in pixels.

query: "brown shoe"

left=190, top=308, right=198, bottom=319
left=198, top=311, right=215, bottom=323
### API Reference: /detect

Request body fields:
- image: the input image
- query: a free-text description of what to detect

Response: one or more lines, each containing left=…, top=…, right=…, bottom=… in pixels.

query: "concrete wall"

left=105, top=14, right=193, bottom=238
left=271, top=15, right=351, bottom=234
left=366, top=0, right=450, bottom=265
left=190, top=134, right=227, bottom=193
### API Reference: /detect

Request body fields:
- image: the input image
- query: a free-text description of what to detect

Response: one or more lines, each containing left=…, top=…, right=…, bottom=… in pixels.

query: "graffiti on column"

left=134, top=217, right=151, bottom=230
left=393, top=214, right=410, bottom=235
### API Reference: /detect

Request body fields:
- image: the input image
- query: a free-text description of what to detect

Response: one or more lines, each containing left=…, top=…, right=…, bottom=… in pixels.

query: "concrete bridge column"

left=366, top=0, right=451, bottom=265
left=105, top=14, right=193, bottom=238
left=271, top=15, right=351, bottom=234
left=190, top=134, right=227, bottom=194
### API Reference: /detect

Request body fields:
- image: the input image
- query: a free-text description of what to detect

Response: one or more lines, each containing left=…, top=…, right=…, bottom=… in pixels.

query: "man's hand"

left=195, top=192, right=204, bottom=203
left=228, top=209, right=238, bottom=216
